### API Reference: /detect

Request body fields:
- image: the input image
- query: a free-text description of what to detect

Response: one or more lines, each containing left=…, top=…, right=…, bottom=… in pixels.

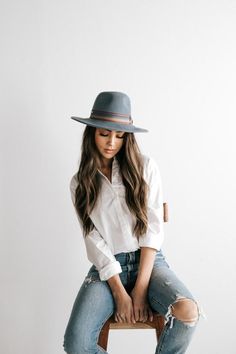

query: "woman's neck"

left=101, top=157, right=113, bottom=169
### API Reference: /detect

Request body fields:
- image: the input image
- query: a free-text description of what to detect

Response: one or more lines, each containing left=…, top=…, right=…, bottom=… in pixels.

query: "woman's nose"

left=108, top=135, right=116, bottom=146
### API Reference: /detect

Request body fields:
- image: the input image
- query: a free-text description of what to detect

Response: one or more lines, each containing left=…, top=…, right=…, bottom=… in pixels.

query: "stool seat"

left=98, top=312, right=165, bottom=351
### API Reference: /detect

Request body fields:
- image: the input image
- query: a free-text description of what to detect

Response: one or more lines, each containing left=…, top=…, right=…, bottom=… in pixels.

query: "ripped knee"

left=171, top=298, right=199, bottom=323
left=165, top=297, right=200, bottom=328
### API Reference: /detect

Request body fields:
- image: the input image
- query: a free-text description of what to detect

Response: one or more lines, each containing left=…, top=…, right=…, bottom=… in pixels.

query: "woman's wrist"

left=132, top=284, right=148, bottom=298
left=134, top=278, right=149, bottom=289
left=112, top=288, right=128, bottom=300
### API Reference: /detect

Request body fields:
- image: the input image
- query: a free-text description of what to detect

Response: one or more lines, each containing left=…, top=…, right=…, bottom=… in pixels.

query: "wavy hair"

left=74, top=125, right=149, bottom=239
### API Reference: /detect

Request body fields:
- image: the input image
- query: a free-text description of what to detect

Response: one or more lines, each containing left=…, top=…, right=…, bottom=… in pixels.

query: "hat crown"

left=92, top=91, right=131, bottom=116
left=70, top=90, right=148, bottom=133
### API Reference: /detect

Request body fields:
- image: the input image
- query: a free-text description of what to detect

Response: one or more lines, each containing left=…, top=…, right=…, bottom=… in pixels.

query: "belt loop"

left=129, top=251, right=135, bottom=263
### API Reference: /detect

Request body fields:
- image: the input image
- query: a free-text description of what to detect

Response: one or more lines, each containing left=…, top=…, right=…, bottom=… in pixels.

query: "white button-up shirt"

left=70, top=153, right=164, bottom=281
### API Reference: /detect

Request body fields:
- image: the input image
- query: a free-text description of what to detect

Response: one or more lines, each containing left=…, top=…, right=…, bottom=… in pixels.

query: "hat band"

left=90, top=110, right=133, bottom=125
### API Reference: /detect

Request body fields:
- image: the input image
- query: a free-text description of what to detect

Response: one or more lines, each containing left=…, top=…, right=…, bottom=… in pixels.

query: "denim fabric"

left=63, top=249, right=205, bottom=354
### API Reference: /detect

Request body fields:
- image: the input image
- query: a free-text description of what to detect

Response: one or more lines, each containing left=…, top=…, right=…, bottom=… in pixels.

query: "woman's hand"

left=107, top=274, right=136, bottom=324
left=130, top=286, right=153, bottom=322
left=113, top=290, right=136, bottom=324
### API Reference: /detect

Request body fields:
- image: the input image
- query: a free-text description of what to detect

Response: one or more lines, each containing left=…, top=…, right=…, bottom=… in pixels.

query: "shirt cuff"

left=98, top=260, right=122, bottom=281
left=138, top=231, right=164, bottom=251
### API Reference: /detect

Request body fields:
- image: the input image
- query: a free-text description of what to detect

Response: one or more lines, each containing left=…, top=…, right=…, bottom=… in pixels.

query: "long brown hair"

left=74, top=125, right=149, bottom=239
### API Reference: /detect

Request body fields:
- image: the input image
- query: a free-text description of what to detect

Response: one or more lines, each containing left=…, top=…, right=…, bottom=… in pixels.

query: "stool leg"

left=98, top=319, right=110, bottom=351
left=155, top=315, right=165, bottom=341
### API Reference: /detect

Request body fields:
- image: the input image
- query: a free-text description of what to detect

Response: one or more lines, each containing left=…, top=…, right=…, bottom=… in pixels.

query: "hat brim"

left=71, top=117, right=148, bottom=133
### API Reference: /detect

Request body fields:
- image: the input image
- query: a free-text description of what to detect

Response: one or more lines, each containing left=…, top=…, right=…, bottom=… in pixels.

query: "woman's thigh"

left=63, top=269, right=115, bottom=353
left=148, top=250, right=196, bottom=316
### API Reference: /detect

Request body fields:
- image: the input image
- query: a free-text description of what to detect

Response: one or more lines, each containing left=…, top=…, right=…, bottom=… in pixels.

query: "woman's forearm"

left=130, top=247, right=156, bottom=322
left=135, top=247, right=157, bottom=292
left=107, top=274, right=127, bottom=297
left=107, top=274, right=136, bottom=323
left=107, top=248, right=156, bottom=295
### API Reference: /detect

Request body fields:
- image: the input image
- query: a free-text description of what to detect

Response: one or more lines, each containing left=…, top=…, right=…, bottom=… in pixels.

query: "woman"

left=63, top=91, right=205, bottom=354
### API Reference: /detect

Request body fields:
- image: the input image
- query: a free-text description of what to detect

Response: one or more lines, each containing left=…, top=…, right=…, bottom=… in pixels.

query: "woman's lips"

left=104, top=149, right=115, bottom=153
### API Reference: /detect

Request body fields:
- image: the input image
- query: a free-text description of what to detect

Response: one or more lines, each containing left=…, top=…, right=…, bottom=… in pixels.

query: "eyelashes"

left=99, top=133, right=124, bottom=139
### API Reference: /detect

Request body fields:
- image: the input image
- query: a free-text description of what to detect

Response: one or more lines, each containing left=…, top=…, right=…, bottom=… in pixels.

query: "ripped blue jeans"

left=63, top=249, right=206, bottom=354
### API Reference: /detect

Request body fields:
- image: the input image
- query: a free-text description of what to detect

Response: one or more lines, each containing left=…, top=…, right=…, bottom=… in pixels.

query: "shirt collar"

left=97, top=155, right=120, bottom=180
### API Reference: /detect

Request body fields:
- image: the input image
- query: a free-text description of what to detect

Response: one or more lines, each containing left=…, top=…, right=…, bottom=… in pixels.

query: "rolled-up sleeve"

left=69, top=174, right=122, bottom=281
left=138, top=157, right=165, bottom=251
left=83, top=229, right=122, bottom=280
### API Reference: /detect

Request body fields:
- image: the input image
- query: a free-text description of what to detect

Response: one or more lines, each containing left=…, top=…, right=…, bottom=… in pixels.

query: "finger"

left=140, top=308, right=148, bottom=322
left=116, top=314, right=124, bottom=323
left=134, top=307, right=139, bottom=322
left=125, top=310, right=133, bottom=324
left=138, top=309, right=144, bottom=322
left=141, top=310, right=148, bottom=322
left=126, top=314, right=131, bottom=324
left=124, top=312, right=129, bottom=323
left=142, top=309, right=148, bottom=322
left=148, top=307, right=153, bottom=322
left=119, top=314, right=126, bottom=323
left=131, top=309, right=136, bottom=324
left=128, top=308, right=136, bottom=324
left=123, top=315, right=128, bottom=323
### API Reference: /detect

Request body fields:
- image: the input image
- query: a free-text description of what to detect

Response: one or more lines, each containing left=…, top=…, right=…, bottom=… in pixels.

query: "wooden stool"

left=98, top=312, right=165, bottom=351
left=163, top=202, right=168, bottom=223
left=98, top=202, right=168, bottom=350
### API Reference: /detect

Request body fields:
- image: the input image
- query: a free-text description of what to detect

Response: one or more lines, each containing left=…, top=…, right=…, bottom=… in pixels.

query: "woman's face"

left=94, top=128, right=125, bottom=163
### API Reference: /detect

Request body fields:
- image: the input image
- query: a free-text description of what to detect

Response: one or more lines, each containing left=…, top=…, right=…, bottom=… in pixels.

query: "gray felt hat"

left=71, top=91, right=148, bottom=133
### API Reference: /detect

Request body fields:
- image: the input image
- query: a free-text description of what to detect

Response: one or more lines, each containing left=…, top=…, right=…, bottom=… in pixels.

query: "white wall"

left=1, top=1, right=236, bottom=353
